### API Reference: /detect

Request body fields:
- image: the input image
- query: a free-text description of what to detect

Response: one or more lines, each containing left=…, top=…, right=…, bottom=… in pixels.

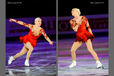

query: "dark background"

left=6, top=0, right=108, bottom=17
left=6, top=0, right=56, bottom=18
left=59, top=0, right=108, bottom=16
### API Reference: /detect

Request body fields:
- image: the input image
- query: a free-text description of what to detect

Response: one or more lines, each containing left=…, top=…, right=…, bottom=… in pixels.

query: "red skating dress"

left=19, top=29, right=42, bottom=47
left=71, top=16, right=95, bottom=42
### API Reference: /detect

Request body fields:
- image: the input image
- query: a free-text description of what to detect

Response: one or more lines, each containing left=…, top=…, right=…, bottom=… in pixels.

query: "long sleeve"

left=69, top=19, right=78, bottom=32
left=40, top=28, right=52, bottom=43
left=83, top=16, right=93, bottom=34
left=10, top=19, right=33, bottom=29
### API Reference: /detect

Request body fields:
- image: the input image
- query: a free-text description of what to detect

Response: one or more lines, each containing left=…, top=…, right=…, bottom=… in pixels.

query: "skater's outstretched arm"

left=9, top=19, right=33, bottom=29
left=40, top=28, right=53, bottom=45
left=83, top=16, right=93, bottom=34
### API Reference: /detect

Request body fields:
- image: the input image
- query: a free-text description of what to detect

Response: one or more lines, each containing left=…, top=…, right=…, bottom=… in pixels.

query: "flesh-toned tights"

left=13, top=42, right=33, bottom=60
left=71, top=39, right=99, bottom=61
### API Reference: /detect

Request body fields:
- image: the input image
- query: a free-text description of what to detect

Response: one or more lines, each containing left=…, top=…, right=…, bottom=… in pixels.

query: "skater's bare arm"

left=40, top=28, right=53, bottom=45
left=9, top=19, right=33, bottom=29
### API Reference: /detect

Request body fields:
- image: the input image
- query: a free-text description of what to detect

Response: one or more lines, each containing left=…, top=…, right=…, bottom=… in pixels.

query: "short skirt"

left=75, top=31, right=95, bottom=42
left=19, top=35, right=37, bottom=47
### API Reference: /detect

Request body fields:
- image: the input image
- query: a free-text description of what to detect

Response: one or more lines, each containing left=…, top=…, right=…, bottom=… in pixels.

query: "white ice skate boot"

left=69, top=61, right=76, bottom=68
left=96, top=61, right=104, bottom=69
left=25, top=60, right=30, bottom=66
left=8, top=56, right=14, bottom=65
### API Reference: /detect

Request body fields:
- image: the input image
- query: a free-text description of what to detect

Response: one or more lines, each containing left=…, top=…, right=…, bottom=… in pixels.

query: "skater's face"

left=71, top=9, right=80, bottom=17
left=35, top=18, right=42, bottom=27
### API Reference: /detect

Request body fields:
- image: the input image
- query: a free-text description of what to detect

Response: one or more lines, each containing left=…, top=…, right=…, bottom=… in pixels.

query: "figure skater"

left=8, top=17, right=53, bottom=66
left=69, top=8, right=104, bottom=69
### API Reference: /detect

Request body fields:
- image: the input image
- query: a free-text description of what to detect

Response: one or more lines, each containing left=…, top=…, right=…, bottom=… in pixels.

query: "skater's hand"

left=49, top=41, right=53, bottom=45
left=70, top=20, right=74, bottom=24
left=9, top=19, right=16, bottom=22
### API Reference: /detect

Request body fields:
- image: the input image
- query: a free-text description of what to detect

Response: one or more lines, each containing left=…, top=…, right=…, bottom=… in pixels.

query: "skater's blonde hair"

left=35, top=17, right=41, bottom=22
left=72, top=8, right=81, bottom=15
